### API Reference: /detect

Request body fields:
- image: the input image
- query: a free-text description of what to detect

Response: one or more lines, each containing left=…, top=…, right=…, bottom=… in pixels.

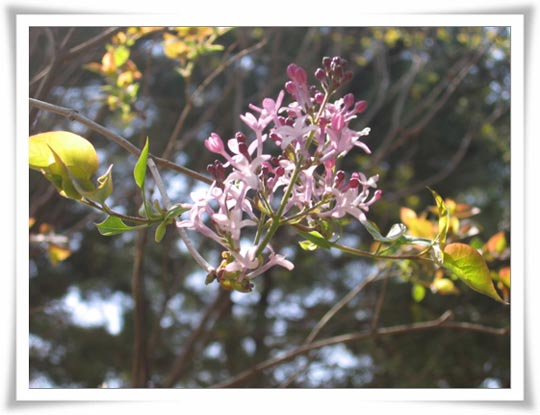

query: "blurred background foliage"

left=29, top=26, right=510, bottom=388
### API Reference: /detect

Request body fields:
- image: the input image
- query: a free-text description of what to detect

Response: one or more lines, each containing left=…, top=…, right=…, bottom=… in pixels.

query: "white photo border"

left=16, top=13, right=525, bottom=402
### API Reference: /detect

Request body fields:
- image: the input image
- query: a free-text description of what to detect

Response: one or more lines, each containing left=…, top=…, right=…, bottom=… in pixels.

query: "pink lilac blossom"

left=180, top=56, right=381, bottom=292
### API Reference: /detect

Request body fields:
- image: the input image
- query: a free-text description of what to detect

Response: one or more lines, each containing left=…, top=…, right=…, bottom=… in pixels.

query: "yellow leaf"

left=48, top=244, right=72, bottom=266
left=400, top=207, right=434, bottom=238
left=29, top=131, right=99, bottom=182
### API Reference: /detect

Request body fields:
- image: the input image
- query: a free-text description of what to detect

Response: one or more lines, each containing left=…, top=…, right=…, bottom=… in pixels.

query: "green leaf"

left=164, top=204, right=190, bottom=222
left=154, top=222, right=167, bottom=243
left=412, top=284, right=426, bottom=303
left=443, top=243, right=507, bottom=304
left=29, top=131, right=98, bottom=181
left=428, top=187, right=449, bottom=249
left=298, top=240, right=319, bottom=251
left=96, top=216, right=145, bottom=236
left=134, top=137, right=149, bottom=189
left=362, top=220, right=407, bottom=242
left=93, top=165, right=114, bottom=204
left=297, top=230, right=332, bottom=250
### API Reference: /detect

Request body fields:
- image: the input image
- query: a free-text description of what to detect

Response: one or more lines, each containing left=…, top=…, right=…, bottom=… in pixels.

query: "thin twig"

left=162, top=35, right=268, bottom=158
left=211, top=310, right=508, bottom=388
left=30, top=96, right=216, bottom=273
left=279, top=268, right=383, bottom=387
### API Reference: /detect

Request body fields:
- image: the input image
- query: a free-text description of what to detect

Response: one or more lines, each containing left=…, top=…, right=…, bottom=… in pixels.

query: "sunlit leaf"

left=298, top=240, right=319, bottom=251
left=134, top=137, right=149, bottom=189
left=483, top=231, right=507, bottom=256
left=498, top=266, right=511, bottom=288
left=113, top=45, right=130, bottom=67
left=443, top=243, right=507, bottom=304
left=400, top=207, right=433, bottom=238
left=428, top=187, right=449, bottom=249
left=297, top=230, right=332, bottom=250
left=29, top=131, right=98, bottom=181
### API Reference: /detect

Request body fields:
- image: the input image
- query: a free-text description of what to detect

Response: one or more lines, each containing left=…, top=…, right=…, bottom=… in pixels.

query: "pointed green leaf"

left=134, top=137, right=149, bottom=189
left=428, top=187, right=449, bottom=249
left=298, top=240, right=319, bottom=251
left=76, top=165, right=114, bottom=204
left=443, top=243, right=507, bottom=304
left=164, top=203, right=190, bottom=222
left=297, top=230, right=332, bottom=250
left=96, top=216, right=146, bottom=236
left=362, top=220, right=407, bottom=242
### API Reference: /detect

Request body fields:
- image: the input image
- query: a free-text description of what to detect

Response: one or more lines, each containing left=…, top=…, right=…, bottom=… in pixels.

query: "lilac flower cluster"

left=178, top=57, right=382, bottom=292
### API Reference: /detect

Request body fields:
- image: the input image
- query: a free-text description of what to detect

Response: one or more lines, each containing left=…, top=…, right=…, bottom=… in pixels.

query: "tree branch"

left=212, top=310, right=508, bottom=388
left=29, top=97, right=212, bottom=185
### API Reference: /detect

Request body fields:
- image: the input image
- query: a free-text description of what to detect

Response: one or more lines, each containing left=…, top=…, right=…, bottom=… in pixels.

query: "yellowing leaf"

left=499, top=266, right=511, bottom=288
left=484, top=231, right=507, bottom=256
left=48, top=243, right=72, bottom=266
left=443, top=243, right=507, bottom=304
left=29, top=131, right=98, bottom=182
left=400, top=207, right=434, bottom=238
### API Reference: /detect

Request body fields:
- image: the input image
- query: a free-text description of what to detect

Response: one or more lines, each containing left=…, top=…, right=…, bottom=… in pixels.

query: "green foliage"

left=95, top=216, right=146, bottom=236
left=133, top=137, right=149, bottom=189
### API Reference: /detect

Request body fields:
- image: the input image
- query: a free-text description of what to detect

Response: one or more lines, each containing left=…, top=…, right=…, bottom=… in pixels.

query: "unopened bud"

left=315, top=67, right=326, bottom=81
left=343, top=93, right=355, bottom=108
left=354, top=100, right=368, bottom=113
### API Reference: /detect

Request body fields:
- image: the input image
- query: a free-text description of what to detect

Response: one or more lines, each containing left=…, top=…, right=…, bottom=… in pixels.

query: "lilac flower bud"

left=348, top=177, right=360, bottom=189
left=354, top=100, right=368, bottom=113
left=314, top=92, right=325, bottom=104
left=322, top=56, right=331, bottom=69
left=235, top=131, right=247, bottom=144
left=315, top=67, right=326, bottom=82
left=270, top=132, right=281, bottom=143
left=204, top=133, right=225, bottom=154
left=343, top=93, right=355, bottom=108
left=285, top=81, right=296, bottom=95
left=287, top=63, right=307, bottom=84
left=334, top=170, right=346, bottom=188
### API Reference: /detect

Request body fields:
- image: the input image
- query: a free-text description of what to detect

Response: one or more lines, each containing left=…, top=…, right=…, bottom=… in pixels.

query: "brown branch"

left=279, top=268, right=383, bottom=387
left=387, top=104, right=508, bottom=201
left=29, top=98, right=212, bottom=185
left=211, top=310, right=508, bottom=388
